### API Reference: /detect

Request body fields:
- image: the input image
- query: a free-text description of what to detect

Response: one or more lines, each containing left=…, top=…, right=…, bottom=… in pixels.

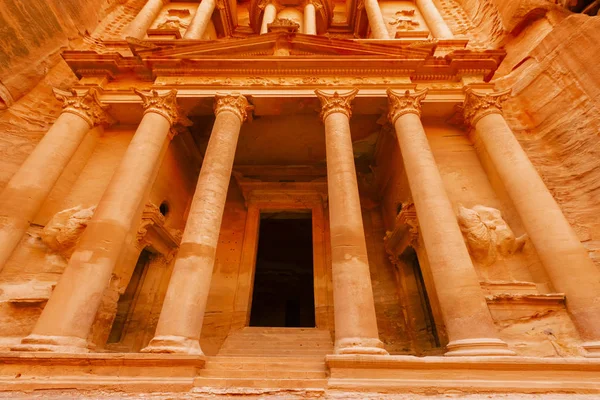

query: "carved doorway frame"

left=231, top=178, right=332, bottom=332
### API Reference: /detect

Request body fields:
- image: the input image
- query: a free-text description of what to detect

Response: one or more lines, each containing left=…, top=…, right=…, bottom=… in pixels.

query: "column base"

left=141, top=335, right=204, bottom=355
left=335, top=337, right=389, bottom=355
left=445, top=338, right=515, bottom=357
left=582, top=341, right=600, bottom=358
left=11, top=334, right=89, bottom=353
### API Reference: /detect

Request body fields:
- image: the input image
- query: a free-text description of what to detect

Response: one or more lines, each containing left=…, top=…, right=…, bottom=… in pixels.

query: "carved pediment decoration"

left=384, top=202, right=419, bottom=266
left=136, top=202, right=182, bottom=256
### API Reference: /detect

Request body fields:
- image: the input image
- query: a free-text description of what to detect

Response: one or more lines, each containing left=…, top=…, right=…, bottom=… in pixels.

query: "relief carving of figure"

left=389, top=9, right=420, bottom=31
left=40, top=205, right=96, bottom=259
left=457, top=205, right=527, bottom=266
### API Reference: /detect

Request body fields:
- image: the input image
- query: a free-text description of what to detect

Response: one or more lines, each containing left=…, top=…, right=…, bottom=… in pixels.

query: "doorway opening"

left=249, top=212, right=315, bottom=328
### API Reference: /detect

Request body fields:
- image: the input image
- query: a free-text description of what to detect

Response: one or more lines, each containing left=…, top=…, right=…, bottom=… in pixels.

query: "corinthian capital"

left=53, top=88, right=115, bottom=128
left=214, top=93, right=253, bottom=122
left=462, top=88, right=511, bottom=127
left=315, top=89, right=359, bottom=121
left=387, top=89, right=428, bottom=123
left=134, top=89, right=191, bottom=127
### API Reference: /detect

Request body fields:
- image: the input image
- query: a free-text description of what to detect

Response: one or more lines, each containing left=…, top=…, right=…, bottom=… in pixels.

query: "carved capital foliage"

left=315, top=88, right=359, bottom=121
left=134, top=89, right=191, bottom=129
left=387, top=88, right=428, bottom=123
left=53, top=88, right=115, bottom=128
left=214, top=93, right=253, bottom=122
left=462, top=88, right=511, bottom=127
left=306, top=0, right=324, bottom=9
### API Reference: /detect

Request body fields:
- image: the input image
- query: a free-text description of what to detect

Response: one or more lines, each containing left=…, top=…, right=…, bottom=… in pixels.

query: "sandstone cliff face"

left=0, top=0, right=119, bottom=109
left=493, top=13, right=600, bottom=270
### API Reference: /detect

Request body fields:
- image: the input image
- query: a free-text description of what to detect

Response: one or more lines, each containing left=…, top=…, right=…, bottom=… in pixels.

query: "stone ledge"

left=326, top=355, right=600, bottom=393
left=0, top=352, right=206, bottom=367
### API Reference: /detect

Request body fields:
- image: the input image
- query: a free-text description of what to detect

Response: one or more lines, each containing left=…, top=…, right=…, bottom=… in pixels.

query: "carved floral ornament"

left=462, top=88, right=511, bottom=127
left=315, top=88, right=359, bottom=121
left=214, top=93, right=254, bottom=122
left=53, top=88, right=115, bottom=128
left=133, top=89, right=192, bottom=128
left=387, top=89, right=428, bottom=123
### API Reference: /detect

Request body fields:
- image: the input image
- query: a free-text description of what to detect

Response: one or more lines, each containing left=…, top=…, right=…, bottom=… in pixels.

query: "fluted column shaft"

left=143, top=94, right=251, bottom=355
left=315, top=89, right=387, bottom=355
left=387, top=89, right=513, bottom=356
left=13, top=90, right=183, bottom=353
left=304, top=2, right=317, bottom=34
left=464, top=88, right=600, bottom=357
left=260, top=3, right=277, bottom=34
left=416, top=0, right=453, bottom=39
left=0, top=89, right=110, bottom=271
left=183, top=0, right=217, bottom=39
left=363, top=0, right=390, bottom=39
left=124, top=0, right=166, bottom=39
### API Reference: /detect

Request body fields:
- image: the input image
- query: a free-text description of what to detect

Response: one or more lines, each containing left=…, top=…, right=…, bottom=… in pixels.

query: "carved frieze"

left=462, top=88, right=511, bottom=127
left=133, top=89, right=191, bottom=129
left=214, top=93, right=253, bottom=122
left=387, top=89, right=428, bottom=123
left=457, top=204, right=527, bottom=266
left=53, top=88, right=114, bottom=128
left=315, top=88, right=359, bottom=121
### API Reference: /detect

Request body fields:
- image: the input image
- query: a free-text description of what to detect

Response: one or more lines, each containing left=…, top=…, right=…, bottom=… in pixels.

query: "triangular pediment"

left=132, top=32, right=434, bottom=60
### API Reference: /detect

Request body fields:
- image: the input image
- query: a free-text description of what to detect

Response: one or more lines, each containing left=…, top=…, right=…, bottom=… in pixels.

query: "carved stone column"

left=463, top=88, right=600, bottom=357
left=260, top=2, right=277, bottom=34
left=183, top=0, right=217, bottom=39
left=388, top=89, right=513, bottom=356
left=362, top=0, right=390, bottom=39
left=13, top=90, right=184, bottom=353
left=124, top=0, right=167, bottom=39
left=303, top=1, right=318, bottom=35
left=143, top=94, right=251, bottom=355
left=315, top=89, right=387, bottom=355
left=416, top=0, right=453, bottom=39
left=0, top=89, right=111, bottom=272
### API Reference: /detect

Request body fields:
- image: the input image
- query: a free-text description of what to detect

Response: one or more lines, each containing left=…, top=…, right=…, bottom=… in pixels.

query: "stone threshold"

left=326, top=354, right=600, bottom=393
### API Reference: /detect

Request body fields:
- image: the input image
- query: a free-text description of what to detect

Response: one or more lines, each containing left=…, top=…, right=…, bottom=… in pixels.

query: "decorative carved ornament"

left=133, top=89, right=192, bottom=128
left=214, top=93, right=253, bottom=122
left=40, top=205, right=96, bottom=259
left=387, top=89, right=428, bottom=123
left=389, top=9, right=420, bottom=31
left=457, top=204, right=527, bottom=266
left=315, top=88, right=359, bottom=121
left=268, top=18, right=300, bottom=33
left=137, top=202, right=181, bottom=255
left=462, top=88, right=511, bottom=127
left=53, top=88, right=114, bottom=128
left=384, top=202, right=419, bottom=265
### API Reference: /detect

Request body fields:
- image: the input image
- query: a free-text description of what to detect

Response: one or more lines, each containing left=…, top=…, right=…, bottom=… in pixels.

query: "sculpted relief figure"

left=457, top=205, right=527, bottom=266
left=40, top=205, right=96, bottom=259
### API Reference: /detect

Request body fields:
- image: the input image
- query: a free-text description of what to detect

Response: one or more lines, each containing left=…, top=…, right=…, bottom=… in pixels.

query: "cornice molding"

left=315, top=88, right=358, bottom=121
left=133, top=89, right=191, bottom=129
left=53, top=88, right=115, bottom=128
left=462, top=87, right=511, bottom=127
left=214, top=93, right=253, bottom=122
left=387, top=88, right=428, bottom=123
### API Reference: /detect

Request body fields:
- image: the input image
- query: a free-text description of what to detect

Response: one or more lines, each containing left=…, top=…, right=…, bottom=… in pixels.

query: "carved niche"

left=457, top=205, right=527, bottom=266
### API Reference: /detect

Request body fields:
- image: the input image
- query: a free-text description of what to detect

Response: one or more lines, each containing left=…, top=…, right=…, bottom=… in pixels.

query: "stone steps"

left=218, top=327, right=334, bottom=357
left=194, top=355, right=329, bottom=389
left=194, top=327, right=333, bottom=389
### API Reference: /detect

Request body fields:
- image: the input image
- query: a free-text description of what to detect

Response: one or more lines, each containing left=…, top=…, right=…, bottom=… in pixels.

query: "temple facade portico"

left=1, top=0, right=600, bottom=396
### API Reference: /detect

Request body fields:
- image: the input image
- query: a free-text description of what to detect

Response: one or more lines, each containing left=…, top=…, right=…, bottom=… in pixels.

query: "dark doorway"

left=250, top=212, right=315, bottom=327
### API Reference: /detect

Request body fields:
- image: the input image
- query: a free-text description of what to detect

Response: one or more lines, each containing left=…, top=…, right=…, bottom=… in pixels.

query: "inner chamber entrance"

left=249, top=211, right=316, bottom=327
